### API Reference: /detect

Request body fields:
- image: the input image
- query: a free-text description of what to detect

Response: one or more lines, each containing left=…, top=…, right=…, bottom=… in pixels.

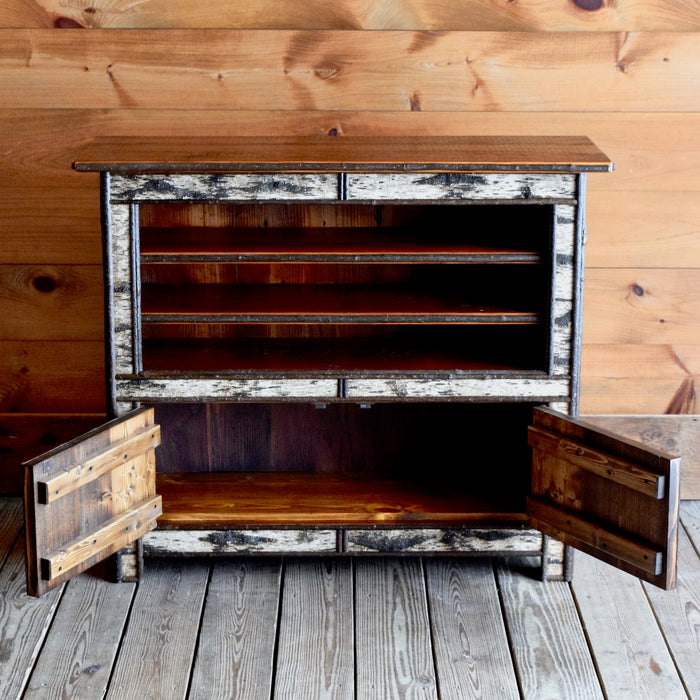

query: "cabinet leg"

left=110, top=540, right=144, bottom=583
left=541, top=537, right=574, bottom=581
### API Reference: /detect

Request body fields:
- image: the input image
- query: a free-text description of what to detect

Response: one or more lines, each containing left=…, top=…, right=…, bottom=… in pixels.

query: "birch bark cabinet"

left=23, top=137, right=681, bottom=597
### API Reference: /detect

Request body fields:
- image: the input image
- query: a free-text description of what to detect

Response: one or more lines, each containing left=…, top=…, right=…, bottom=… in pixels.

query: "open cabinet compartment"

left=135, top=201, right=553, bottom=376
left=151, top=401, right=535, bottom=529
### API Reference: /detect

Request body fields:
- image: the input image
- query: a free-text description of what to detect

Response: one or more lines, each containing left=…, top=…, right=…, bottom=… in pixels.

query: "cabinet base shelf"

left=155, top=472, right=528, bottom=529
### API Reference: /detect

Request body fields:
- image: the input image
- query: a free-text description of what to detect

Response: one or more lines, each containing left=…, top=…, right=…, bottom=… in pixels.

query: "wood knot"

left=572, top=0, right=604, bottom=10
left=32, top=275, right=58, bottom=293
left=314, top=62, right=341, bottom=80
left=54, top=16, right=85, bottom=28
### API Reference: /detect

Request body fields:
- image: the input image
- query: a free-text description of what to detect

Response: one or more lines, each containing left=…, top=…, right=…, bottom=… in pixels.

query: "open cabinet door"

left=528, top=407, right=681, bottom=589
left=24, top=407, right=162, bottom=597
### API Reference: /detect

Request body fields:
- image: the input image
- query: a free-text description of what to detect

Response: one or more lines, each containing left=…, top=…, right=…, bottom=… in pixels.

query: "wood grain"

left=3, top=109, right=700, bottom=268
left=571, top=551, right=687, bottom=698
left=3, top=31, right=699, bottom=112
left=586, top=191, right=700, bottom=268
left=0, top=341, right=104, bottom=412
left=425, top=558, right=520, bottom=699
left=583, top=415, right=700, bottom=499
left=155, top=472, right=528, bottom=528
left=0, top=538, right=63, bottom=699
left=22, top=575, right=135, bottom=700
left=275, top=559, right=354, bottom=699
left=2, top=0, right=700, bottom=31
left=682, top=500, right=700, bottom=555
left=0, top=497, right=22, bottom=562
left=0, top=265, right=103, bottom=340
left=105, top=558, right=209, bottom=700
left=643, top=526, right=700, bottom=697
left=583, top=269, right=700, bottom=345
left=76, top=135, right=610, bottom=172
left=189, top=559, right=281, bottom=700
left=24, top=407, right=160, bottom=596
left=355, top=558, right=437, bottom=699
left=496, top=558, right=603, bottom=699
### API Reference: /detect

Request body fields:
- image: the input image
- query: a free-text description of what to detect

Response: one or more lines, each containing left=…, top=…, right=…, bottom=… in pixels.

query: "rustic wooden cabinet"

left=24, top=137, right=681, bottom=597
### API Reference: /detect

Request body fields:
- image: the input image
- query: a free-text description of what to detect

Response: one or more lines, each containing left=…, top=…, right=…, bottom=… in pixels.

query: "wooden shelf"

left=140, top=336, right=545, bottom=373
left=155, top=472, right=528, bottom=528
left=140, top=226, right=544, bottom=263
left=141, top=283, right=541, bottom=324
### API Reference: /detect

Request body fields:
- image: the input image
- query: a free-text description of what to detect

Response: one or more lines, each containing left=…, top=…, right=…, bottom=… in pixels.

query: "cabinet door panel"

left=528, top=407, right=680, bottom=589
left=24, top=407, right=162, bottom=597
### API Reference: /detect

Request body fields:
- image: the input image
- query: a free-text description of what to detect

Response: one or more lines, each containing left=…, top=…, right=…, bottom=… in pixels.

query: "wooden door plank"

left=643, top=526, right=700, bottom=697
left=3, top=31, right=700, bottom=112
left=274, top=559, right=354, bottom=700
left=0, top=537, right=63, bottom=700
left=355, top=558, right=437, bottom=699
left=496, top=559, right=603, bottom=699
left=570, top=552, right=687, bottom=699
left=105, top=558, right=209, bottom=700
left=23, top=574, right=135, bottom=699
left=189, top=559, right=281, bottom=700
left=424, top=559, right=519, bottom=699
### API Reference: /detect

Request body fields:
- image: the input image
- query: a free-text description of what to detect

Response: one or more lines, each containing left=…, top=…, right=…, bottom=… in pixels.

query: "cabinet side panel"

left=550, top=204, right=576, bottom=380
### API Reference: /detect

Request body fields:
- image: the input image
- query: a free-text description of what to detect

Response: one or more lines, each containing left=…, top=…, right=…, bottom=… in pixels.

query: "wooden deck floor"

left=1, top=498, right=699, bottom=699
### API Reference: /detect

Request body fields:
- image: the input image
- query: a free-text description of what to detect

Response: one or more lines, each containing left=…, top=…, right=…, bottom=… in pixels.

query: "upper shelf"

left=73, top=136, right=614, bottom=174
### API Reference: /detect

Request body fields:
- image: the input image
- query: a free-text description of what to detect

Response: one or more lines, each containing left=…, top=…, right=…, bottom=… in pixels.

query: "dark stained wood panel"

left=139, top=226, right=545, bottom=262
left=141, top=282, right=541, bottom=323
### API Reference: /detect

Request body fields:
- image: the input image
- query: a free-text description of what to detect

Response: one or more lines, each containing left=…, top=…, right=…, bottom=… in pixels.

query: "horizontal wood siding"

left=2, top=1, right=700, bottom=31
left=1, top=7, right=698, bottom=494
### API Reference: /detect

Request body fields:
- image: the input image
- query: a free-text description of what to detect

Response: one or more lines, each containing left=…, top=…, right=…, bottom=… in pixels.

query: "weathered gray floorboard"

left=355, top=558, right=437, bottom=700
left=571, top=552, right=686, bottom=699
left=425, top=558, right=520, bottom=699
left=23, top=574, right=135, bottom=700
left=189, top=558, right=282, bottom=700
left=681, top=500, right=700, bottom=551
left=274, top=559, right=354, bottom=700
left=497, top=558, right=603, bottom=700
left=105, top=558, right=209, bottom=700
left=643, top=526, right=700, bottom=698
left=0, top=537, right=63, bottom=700
left=0, top=497, right=22, bottom=564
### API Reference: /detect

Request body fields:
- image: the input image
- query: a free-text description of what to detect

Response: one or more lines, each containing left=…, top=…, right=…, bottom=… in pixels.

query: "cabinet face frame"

left=24, top=138, right=680, bottom=594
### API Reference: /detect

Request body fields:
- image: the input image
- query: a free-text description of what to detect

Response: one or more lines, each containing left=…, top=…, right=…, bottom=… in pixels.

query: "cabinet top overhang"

left=73, top=136, right=613, bottom=174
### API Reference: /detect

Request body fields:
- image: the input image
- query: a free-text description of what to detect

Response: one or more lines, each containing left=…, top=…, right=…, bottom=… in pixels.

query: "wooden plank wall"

left=1, top=1, right=699, bottom=493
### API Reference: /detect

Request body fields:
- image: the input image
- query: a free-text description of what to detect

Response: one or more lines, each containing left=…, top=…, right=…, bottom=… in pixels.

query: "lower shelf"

left=155, top=472, right=528, bottom=528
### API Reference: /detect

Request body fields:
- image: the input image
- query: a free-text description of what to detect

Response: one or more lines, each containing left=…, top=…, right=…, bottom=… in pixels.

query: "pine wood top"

left=73, top=136, right=613, bottom=173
